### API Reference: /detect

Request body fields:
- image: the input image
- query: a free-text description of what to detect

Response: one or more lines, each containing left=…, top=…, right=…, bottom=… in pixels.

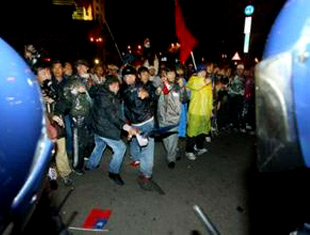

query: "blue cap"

left=196, top=64, right=206, bottom=72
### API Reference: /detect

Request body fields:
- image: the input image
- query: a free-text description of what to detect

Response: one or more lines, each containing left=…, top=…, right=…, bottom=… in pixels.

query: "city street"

left=56, top=132, right=256, bottom=235
left=2, top=1, right=310, bottom=235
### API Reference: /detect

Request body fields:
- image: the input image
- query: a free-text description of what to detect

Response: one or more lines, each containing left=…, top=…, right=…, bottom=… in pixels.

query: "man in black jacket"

left=122, top=65, right=163, bottom=193
left=86, top=75, right=137, bottom=185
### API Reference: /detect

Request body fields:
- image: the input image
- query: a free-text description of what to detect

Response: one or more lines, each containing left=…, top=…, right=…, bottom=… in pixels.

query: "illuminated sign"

left=72, top=5, right=93, bottom=21
left=244, top=5, right=255, bottom=16
left=53, top=0, right=74, bottom=6
left=243, top=16, right=252, bottom=53
left=244, top=17, right=252, bottom=34
left=244, top=34, right=250, bottom=53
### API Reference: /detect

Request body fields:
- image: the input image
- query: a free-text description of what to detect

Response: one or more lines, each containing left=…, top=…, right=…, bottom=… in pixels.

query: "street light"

left=94, top=58, right=100, bottom=64
left=90, top=37, right=103, bottom=43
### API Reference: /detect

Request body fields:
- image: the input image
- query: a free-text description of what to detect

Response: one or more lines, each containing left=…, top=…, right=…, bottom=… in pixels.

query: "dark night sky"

left=105, top=0, right=287, bottom=61
left=0, top=0, right=287, bottom=64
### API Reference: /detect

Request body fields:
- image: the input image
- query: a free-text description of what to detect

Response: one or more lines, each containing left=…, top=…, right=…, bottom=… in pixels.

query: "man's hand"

left=52, top=115, right=64, bottom=127
left=138, top=88, right=149, bottom=99
left=128, top=127, right=139, bottom=137
left=43, top=95, right=54, bottom=104
left=204, top=78, right=212, bottom=86
left=123, top=124, right=139, bottom=140
left=156, top=87, right=162, bottom=95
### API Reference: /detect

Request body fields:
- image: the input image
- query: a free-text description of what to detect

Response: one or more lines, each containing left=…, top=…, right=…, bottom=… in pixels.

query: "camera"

left=40, top=79, right=58, bottom=101
left=24, top=44, right=42, bottom=67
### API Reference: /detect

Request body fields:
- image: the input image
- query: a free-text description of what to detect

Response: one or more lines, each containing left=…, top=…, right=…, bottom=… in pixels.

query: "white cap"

left=236, top=64, right=245, bottom=70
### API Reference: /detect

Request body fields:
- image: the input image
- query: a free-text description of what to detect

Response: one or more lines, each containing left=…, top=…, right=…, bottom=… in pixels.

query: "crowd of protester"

left=23, top=40, right=256, bottom=194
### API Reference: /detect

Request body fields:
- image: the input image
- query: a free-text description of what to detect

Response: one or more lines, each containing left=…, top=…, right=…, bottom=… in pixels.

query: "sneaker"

left=193, top=145, right=208, bottom=155
left=108, top=172, right=124, bottom=186
left=195, top=148, right=208, bottom=156
left=205, top=136, right=212, bottom=143
left=130, top=160, right=140, bottom=168
left=185, top=152, right=197, bottom=161
left=62, top=175, right=73, bottom=187
left=168, top=161, right=176, bottom=169
left=72, top=168, right=84, bottom=176
left=240, top=128, right=246, bottom=133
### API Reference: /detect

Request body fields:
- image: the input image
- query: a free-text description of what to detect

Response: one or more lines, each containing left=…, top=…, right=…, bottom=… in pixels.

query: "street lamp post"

left=89, top=36, right=104, bottom=62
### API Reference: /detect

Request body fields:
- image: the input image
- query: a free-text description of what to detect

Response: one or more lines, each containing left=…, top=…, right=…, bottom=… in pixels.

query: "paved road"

left=56, top=132, right=256, bottom=235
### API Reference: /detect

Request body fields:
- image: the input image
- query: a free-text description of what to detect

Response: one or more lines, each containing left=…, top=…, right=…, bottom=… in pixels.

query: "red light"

left=90, top=37, right=94, bottom=42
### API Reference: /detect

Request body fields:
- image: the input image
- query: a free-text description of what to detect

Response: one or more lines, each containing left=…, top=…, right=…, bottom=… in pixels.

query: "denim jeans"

left=87, top=134, right=126, bottom=174
left=130, top=118, right=155, bottom=178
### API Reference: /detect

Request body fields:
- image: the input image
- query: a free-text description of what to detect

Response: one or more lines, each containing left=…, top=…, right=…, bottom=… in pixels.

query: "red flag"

left=175, top=0, right=198, bottom=64
left=83, top=208, right=112, bottom=229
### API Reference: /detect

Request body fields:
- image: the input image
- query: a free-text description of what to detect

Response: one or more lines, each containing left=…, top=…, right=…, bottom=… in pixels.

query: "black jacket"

left=89, top=84, right=125, bottom=140
left=51, top=76, right=68, bottom=101
left=122, top=82, right=157, bottom=124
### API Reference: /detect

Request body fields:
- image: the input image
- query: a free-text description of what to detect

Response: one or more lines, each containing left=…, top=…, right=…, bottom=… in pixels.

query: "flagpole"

left=68, top=227, right=109, bottom=232
left=190, top=51, right=197, bottom=71
left=102, top=17, right=124, bottom=64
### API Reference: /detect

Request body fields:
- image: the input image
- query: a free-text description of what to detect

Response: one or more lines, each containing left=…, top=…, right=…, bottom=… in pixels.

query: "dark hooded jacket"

left=89, top=82, right=125, bottom=140
left=122, top=81, right=157, bottom=124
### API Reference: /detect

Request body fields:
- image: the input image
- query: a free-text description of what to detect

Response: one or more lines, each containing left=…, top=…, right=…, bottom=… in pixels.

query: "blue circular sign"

left=245, top=5, right=255, bottom=16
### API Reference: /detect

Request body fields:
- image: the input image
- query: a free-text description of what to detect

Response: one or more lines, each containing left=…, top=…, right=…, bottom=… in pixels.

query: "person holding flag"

left=185, top=64, right=213, bottom=160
